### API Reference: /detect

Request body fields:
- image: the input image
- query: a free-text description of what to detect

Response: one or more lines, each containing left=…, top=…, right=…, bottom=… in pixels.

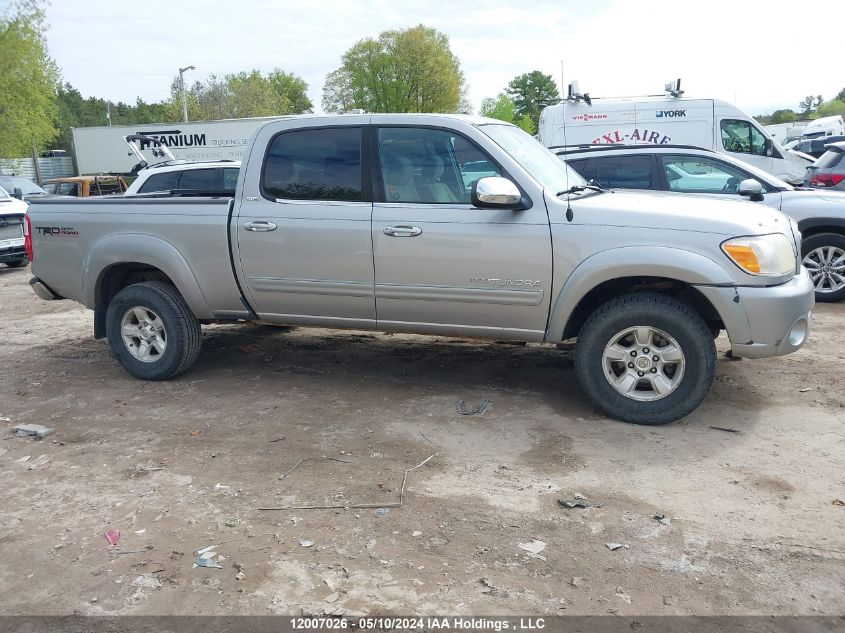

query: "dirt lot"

left=0, top=264, right=843, bottom=617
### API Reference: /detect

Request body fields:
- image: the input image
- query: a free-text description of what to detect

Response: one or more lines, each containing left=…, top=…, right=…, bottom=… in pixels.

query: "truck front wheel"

left=105, top=281, right=202, bottom=380
left=574, top=292, right=715, bottom=425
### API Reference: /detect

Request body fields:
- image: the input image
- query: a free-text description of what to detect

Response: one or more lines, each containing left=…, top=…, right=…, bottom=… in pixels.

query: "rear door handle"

left=383, top=225, right=422, bottom=237
left=245, top=220, right=277, bottom=232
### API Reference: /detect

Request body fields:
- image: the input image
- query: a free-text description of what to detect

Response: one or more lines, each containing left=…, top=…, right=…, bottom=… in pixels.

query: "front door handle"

left=383, top=225, right=422, bottom=237
left=245, top=220, right=277, bottom=232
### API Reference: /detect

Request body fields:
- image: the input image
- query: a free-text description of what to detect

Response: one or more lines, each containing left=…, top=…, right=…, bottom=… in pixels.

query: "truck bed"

left=27, top=196, right=248, bottom=320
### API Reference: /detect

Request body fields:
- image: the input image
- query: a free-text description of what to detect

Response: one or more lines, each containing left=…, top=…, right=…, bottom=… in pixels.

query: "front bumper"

left=696, top=268, right=814, bottom=359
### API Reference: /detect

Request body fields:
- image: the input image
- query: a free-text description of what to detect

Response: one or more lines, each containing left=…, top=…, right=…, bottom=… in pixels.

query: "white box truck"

left=70, top=116, right=285, bottom=175
left=539, top=85, right=811, bottom=184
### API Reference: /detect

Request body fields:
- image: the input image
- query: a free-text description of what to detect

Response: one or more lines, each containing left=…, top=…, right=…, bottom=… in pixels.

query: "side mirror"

left=471, top=176, right=522, bottom=209
left=12, top=187, right=24, bottom=200
left=738, top=178, right=765, bottom=202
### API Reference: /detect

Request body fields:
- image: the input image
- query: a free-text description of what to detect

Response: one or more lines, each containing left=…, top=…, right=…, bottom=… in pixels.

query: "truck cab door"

left=370, top=126, right=552, bottom=340
left=234, top=125, right=376, bottom=328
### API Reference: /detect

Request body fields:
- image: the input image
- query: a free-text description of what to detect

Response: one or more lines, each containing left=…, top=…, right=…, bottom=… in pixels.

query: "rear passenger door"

left=571, top=155, right=659, bottom=190
left=235, top=126, right=376, bottom=328
left=371, top=126, right=552, bottom=340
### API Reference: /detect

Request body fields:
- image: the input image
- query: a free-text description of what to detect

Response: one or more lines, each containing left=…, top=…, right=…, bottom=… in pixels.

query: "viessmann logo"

left=571, top=113, right=608, bottom=122
left=137, top=129, right=207, bottom=149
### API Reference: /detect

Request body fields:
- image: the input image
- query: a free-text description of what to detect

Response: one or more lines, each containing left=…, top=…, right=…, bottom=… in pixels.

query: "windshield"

left=0, top=185, right=9, bottom=200
left=481, top=124, right=587, bottom=193
left=0, top=176, right=47, bottom=195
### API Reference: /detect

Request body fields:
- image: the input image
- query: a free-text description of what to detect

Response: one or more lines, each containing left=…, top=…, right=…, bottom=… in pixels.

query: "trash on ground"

left=104, top=530, right=120, bottom=548
left=225, top=517, right=239, bottom=527
left=571, top=576, right=583, bottom=587
left=653, top=513, right=671, bottom=525
left=456, top=399, right=493, bottom=416
left=194, top=556, right=223, bottom=569
left=709, top=425, right=741, bottom=434
left=519, top=539, right=547, bottom=560
left=606, top=542, right=628, bottom=551
left=798, top=387, right=814, bottom=393
left=194, top=544, right=216, bottom=556
left=558, top=494, right=602, bottom=508
left=412, top=530, right=422, bottom=537
left=10, top=423, right=55, bottom=439
left=615, top=586, right=632, bottom=604
left=299, top=538, right=315, bottom=548
left=235, top=571, right=245, bottom=581
left=132, top=574, right=162, bottom=589
left=17, top=455, right=31, bottom=463
left=375, top=508, right=389, bottom=518
left=26, top=454, right=51, bottom=470
left=214, top=483, right=230, bottom=490
left=133, top=529, right=146, bottom=535
left=324, top=592, right=340, bottom=603
left=833, top=499, right=845, bottom=506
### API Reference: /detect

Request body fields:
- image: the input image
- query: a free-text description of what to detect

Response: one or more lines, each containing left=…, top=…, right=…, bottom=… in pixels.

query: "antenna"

left=562, top=68, right=574, bottom=222
left=566, top=81, right=591, bottom=106
left=665, top=78, right=684, bottom=98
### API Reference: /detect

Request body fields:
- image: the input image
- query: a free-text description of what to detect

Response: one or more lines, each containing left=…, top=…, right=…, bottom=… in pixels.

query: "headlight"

left=722, top=233, right=795, bottom=276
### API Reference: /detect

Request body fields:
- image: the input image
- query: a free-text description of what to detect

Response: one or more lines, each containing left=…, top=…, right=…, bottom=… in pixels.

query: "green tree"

left=769, top=109, right=797, bottom=124
left=164, top=68, right=312, bottom=120
left=479, top=93, right=535, bottom=134
left=0, top=0, right=59, bottom=157
left=322, top=24, right=464, bottom=113
left=506, top=71, right=559, bottom=129
left=817, top=99, right=845, bottom=118
left=799, top=94, right=823, bottom=115
left=836, top=87, right=845, bottom=102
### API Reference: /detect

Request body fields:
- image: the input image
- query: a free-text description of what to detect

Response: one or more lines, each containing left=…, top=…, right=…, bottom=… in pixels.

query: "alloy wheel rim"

left=803, top=246, right=845, bottom=294
left=602, top=326, right=685, bottom=402
left=120, top=306, right=167, bottom=363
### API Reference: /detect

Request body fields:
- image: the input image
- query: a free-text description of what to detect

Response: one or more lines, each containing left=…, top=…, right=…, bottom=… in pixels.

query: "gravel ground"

left=0, top=264, right=843, bottom=616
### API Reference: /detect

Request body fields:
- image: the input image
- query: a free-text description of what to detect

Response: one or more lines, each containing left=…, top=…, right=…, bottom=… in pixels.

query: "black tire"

left=105, top=281, right=202, bottom=380
left=5, top=258, right=28, bottom=268
left=574, top=292, right=716, bottom=425
left=801, top=233, right=845, bottom=303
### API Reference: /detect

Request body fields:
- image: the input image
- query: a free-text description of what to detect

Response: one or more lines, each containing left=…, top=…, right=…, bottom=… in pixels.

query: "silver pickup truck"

left=25, top=114, right=814, bottom=425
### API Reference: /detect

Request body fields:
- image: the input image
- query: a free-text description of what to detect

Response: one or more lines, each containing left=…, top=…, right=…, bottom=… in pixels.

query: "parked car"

left=556, top=144, right=845, bottom=302
left=26, top=114, right=813, bottom=425
left=42, top=175, right=128, bottom=197
left=124, top=161, right=240, bottom=196
left=0, top=175, right=51, bottom=200
left=792, top=135, right=845, bottom=160
left=0, top=185, right=29, bottom=268
left=804, top=141, right=845, bottom=192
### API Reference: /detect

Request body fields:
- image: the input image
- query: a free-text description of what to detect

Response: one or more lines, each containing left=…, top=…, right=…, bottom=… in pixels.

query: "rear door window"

left=816, top=148, right=844, bottom=169
left=262, top=127, right=362, bottom=201
left=587, top=155, right=655, bottom=189
left=137, top=171, right=180, bottom=193
left=177, top=168, right=220, bottom=190
left=223, top=168, right=240, bottom=191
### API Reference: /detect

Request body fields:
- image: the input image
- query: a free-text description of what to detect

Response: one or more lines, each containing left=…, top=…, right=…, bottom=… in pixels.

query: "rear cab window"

left=261, top=127, right=362, bottom=202
left=582, top=155, right=655, bottom=189
left=137, top=171, right=180, bottom=193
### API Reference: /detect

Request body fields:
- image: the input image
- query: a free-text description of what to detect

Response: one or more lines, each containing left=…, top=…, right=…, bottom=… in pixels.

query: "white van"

left=539, top=94, right=811, bottom=184
left=802, top=115, right=845, bottom=139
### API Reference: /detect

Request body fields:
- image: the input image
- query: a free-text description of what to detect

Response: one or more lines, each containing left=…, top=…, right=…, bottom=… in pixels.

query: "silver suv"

left=556, top=144, right=845, bottom=302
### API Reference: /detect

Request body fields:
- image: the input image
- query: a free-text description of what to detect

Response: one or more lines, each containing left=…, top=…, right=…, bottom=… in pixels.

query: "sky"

left=37, top=0, right=841, bottom=117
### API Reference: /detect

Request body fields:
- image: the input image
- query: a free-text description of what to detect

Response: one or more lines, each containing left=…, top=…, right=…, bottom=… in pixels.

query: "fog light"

left=788, top=318, right=808, bottom=347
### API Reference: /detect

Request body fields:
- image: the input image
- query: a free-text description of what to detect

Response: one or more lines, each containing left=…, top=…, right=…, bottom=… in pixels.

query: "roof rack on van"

left=563, top=78, right=684, bottom=102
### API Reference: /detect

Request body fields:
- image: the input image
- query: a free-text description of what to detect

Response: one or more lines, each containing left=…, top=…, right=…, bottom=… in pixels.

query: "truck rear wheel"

left=5, top=258, right=28, bottom=268
left=105, top=281, right=202, bottom=380
left=574, top=292, right=715, bottom=425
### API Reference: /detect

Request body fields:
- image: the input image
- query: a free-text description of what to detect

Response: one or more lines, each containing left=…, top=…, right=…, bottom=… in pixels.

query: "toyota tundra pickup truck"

left=25, top=114, right=814, bottom=425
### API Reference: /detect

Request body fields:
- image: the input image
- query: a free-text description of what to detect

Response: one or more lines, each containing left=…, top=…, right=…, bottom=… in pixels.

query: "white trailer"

left=71, top=116, right=284, bottom=175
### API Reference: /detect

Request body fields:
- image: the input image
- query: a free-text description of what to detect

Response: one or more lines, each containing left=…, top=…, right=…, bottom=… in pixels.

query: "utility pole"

left=106, top=100, right=111, bottom=126
left=179, top=65, right=196, bottom=122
